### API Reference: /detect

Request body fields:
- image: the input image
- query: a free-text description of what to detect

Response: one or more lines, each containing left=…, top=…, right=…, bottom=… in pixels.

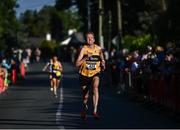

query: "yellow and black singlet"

left=79, top=45, right=102, bottom=77
left=52, top=62, right=61, bottom=77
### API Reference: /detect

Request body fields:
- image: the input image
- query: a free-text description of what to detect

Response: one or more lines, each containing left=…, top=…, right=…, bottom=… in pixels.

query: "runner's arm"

left=75, top=47, right=88, bottom=67
left=59, top=62, right=63, bottom=72
left=100, top=49, right=105, bottom=70
left=42, top=62, right=49, bottom=71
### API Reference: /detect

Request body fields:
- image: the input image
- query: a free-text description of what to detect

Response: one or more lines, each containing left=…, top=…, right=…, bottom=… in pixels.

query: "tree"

left=59, top=10, right=83, bottom=34
left=55, top=0, right=73, bottom=11
left=0, top=0, right=18, bottom=49
left=49, top=10, right=64, bottom=40
left=76, top=0, right=88, bottom=31
left=20, top=10, right=38, bottom=37
left=17, top=0, right=83, bottom=47
left=167, top=0, right=180, bottom=41
left=53, top=0, right=83, bottom=40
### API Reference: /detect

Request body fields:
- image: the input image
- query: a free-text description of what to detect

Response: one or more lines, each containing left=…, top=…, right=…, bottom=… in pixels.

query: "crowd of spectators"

left=106, top=42, right=180, bottom=112
left=0, top=47, right=41, bottom=94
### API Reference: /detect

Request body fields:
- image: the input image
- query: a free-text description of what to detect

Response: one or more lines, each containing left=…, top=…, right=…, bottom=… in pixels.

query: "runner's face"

left=86, top=34, right=95, bottom=45
left=53, top=57, right=57, bottom=62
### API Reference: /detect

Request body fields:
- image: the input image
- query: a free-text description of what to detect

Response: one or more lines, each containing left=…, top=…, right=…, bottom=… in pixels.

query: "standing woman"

left=52, top=56, right=63, bottom=97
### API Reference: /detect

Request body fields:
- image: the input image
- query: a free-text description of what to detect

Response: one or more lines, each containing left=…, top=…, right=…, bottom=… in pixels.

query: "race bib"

left=56, top=71, right=61, bottom=76
left=86, top=63, right=96, bottom=70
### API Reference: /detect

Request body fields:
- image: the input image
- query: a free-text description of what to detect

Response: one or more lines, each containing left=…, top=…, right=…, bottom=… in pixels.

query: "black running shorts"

left=79, top=73, right=100, bottom=87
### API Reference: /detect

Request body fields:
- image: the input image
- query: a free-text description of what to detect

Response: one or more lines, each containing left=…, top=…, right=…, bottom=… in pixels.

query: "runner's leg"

left=92, top=76, right=100, bottom=119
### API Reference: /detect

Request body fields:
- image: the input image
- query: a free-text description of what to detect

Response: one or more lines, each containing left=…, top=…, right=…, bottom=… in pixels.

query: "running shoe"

left=81, top=104, right=88, bottom=121
left=93, top=112, right=100, bottom=119
left=54, top=92, right=57, bottom=98
left=81, top=111, right=87, bottom=121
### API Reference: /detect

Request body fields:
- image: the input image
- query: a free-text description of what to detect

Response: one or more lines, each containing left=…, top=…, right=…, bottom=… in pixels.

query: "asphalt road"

left=0, top=62, right=180, bottom=129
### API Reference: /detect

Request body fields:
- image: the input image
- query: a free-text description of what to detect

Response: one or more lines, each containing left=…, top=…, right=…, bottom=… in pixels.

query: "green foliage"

left=49, top=10, right=63, bottom=40
left=40, top=40, right=58, bottom=57
left=54, top=0, right=84, bottom=34
left=55, top=0, right=72, bottom=11
left=123, top=34, right=152, bottom=51
left=20, top=6, right=55, bottom=37
left=15, top=0, right=180, bottom=50
left=0, top=41, right=7, bottom=50
left=40, top=40, right=57, bottom=50
left=19, top=3, right=83, bottom=41
left=58, top=10, right=83, bottom=34
left=0, top=0, right=18, bottom=48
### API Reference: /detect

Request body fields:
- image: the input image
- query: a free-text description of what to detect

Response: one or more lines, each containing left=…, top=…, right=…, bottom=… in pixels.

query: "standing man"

left=75, top=32, right=105, bottom=120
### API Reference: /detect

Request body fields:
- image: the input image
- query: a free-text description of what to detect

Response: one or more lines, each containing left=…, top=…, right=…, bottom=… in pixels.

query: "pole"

left=108, top=10, right=112, bottom=54
left=161, top=0, right=167, bottom=11
left=117, top=0, right=123, bottom=51
left=99, top=0, right=104, bottom=48
left=87, top=0, right=91, bottom=31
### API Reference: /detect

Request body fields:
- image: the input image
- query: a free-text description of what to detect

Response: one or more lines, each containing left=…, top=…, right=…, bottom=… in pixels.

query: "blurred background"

left=0, top=0, right=180, bottom=61
left=0, top=1, right=180, bottom=128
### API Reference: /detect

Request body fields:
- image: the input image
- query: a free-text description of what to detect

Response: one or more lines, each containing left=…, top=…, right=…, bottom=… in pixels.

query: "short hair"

left=85, top=31, right=94, bottom=37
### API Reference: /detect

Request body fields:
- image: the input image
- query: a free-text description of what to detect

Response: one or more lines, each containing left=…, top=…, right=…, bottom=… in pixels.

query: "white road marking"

left=56, top=76, right=65, bottom=129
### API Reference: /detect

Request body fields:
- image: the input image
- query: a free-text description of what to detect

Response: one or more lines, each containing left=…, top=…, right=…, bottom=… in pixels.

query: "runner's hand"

left=101, top=60, right=105, bottom=71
